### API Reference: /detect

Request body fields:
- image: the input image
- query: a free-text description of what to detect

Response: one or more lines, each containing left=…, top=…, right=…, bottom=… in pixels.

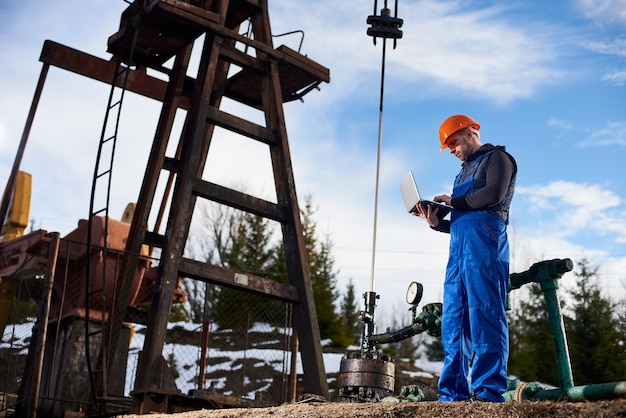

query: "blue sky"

left=1, top=0, right=625, bottom=320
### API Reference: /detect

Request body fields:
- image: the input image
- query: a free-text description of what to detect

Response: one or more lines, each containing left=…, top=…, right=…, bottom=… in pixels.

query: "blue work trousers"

left=438, top=211, right=509, bottom=402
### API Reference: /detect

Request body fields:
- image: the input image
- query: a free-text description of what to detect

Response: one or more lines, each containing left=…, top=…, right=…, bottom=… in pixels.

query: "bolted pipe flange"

left=338, top=351, right=395, bottom=402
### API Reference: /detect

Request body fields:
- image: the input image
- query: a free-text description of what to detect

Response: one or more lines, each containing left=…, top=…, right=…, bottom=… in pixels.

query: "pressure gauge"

left=406, top=281, right=423, bottom=305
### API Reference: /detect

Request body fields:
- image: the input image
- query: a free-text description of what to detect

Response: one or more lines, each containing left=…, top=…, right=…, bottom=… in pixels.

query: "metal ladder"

left=84, top=12, right=140, bottom=410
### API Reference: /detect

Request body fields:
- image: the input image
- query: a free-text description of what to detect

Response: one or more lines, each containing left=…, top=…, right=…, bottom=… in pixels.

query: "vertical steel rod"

left=369, top=37, right=388, bottom=292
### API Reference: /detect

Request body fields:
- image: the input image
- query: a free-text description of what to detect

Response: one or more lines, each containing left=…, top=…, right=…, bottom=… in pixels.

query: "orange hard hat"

left=438, top=114, right=480, bottom=151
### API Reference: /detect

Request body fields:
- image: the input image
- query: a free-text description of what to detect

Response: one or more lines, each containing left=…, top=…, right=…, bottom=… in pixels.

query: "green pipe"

left=505, top=381, right=626, bottom=402
left=506, top=258, right=626, bottom=402
left=538, top=278, right=574, bottom=390
left=508, top=258, right=575, bottom=390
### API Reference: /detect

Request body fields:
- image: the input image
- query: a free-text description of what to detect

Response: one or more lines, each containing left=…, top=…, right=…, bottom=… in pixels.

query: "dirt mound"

left=119, top=398, right=626, bottom=418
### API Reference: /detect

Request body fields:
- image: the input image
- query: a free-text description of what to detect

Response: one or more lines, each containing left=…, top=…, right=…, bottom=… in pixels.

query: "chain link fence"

left=161, top=282, right=296, bottom=404
left=1, top=228, right=296, bottom=417
left=0, top=272, right=41, bottom=417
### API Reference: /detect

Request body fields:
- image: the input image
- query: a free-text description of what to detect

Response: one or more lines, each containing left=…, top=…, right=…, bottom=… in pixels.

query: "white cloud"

left=582, top=38, right=626, bottom=85
left=584, top=38, right=626, bottom=57
left=576, top=0, right=626, bottom=26
left=516, top=181, right=626, bottom=244
left=577, top=120, right=626, bottom=147
left=507, top=230, right=626, bottom=304
left=547, top=118, right=574, bottom=131
left=392, top=2, right=568, bottom=104
left=603, top=69, right=626, bottom=85
left=575, top=1, right=626, bottom=83
left=269, top=0, right=571, bottom=106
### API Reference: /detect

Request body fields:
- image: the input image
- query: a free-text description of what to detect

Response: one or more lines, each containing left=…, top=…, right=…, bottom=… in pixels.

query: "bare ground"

left=119, top=398, right=626, bottom=418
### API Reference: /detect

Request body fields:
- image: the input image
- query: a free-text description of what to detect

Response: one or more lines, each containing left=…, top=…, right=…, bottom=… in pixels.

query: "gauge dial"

left=406, top=281, right=423, bottom=305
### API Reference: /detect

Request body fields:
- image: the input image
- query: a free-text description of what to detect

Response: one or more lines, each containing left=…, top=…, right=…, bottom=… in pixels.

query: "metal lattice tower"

left=13, top=0, right=331, bottom=413
left=105, top=0, right=331, bottom=411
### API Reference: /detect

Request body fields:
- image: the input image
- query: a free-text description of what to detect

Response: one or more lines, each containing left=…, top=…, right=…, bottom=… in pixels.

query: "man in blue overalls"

left=415, top=114, right=517, bottom=402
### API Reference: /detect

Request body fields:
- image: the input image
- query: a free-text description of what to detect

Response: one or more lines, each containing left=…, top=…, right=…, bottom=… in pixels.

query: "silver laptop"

left=400, top=171, right=452, bottom=217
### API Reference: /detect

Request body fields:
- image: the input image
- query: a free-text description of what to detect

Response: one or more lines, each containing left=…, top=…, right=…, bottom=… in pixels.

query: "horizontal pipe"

left=507, top=381, right=626, bottom=402
left=369, top=322, right=425, bottom=345
left=508, top=258, right=573, bottom=291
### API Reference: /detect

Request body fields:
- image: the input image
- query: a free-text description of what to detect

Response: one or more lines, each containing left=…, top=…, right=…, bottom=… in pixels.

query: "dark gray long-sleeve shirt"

left=433, top=144, right=516, bottom=233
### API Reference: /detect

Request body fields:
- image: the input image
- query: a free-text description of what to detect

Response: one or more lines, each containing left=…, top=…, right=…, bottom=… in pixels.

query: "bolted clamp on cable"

left=367, top=0, right=403, bottom=48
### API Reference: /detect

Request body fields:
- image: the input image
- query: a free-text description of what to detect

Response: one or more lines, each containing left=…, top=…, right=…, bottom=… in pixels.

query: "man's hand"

left=412, top=201, right=440, bottom=228
left=434, top=194, right=452, bottom=205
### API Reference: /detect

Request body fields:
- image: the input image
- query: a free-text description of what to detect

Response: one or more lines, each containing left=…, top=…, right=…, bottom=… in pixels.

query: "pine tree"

left=183, top=202, right=241, bottom=324
left=213, top=212, right=278, bottom=326
left=187, top=195, right=345, bottom=344
left=563, top=259, right=626, bottom=384
left=507, top=283, right=560, bottom=385
left=299, top=195, right=344, bottom=346
left=616, top=294, right=626, bottom=350
left=340, top=279, right=361, bottom=346
left=180, top=276, right=207, bottom=323
left=423, top=335, right=444, bottom=362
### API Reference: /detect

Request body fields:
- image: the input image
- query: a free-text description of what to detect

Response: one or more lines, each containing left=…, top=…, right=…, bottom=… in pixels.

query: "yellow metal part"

left=1, top=171, right=32, bottom=243
left=121, top=202, right=136, bottom=223
left=121, top=202, right=153, bottom=256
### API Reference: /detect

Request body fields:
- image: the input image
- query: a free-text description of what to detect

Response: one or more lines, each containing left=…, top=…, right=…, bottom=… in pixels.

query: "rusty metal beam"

left=206, top=107, right=276, bottom=144
left=178, top=258, right=300, bottom=303
left=132, top=29, right=225, bottom=394
left=107, top=44, right=195, bottom=397
left=191, top=179, right=287, bottom=222
left=39, top=40, right=178, bottom=106
left=37, top=40, right=320, bottom=137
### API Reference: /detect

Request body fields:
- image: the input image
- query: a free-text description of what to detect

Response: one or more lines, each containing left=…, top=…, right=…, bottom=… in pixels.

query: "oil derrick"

left=8, top=0, right=330, bottom=415
left=104, top=0, right=331, bottom=412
